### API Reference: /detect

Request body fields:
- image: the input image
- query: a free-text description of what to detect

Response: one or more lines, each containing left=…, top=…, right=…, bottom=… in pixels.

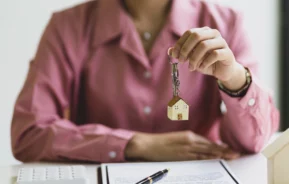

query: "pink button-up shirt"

left=11, top=0, right=279, bottom=163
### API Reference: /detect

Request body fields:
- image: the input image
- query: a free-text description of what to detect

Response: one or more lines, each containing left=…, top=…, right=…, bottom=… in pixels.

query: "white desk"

left=0, top=153, right=268, bottom=184
left=4, top=134, right=279, bottom=184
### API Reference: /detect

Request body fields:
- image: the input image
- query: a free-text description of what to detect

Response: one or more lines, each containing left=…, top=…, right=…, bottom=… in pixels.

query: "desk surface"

left=0, top=153, right=268, bottom=184
left=4, top=134, right=279, bottom=184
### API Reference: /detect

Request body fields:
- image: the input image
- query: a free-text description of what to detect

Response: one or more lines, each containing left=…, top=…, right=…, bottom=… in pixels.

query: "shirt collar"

left=93, top=0, right=126, bottom=47
left=92, top=0, right=198, bottom=47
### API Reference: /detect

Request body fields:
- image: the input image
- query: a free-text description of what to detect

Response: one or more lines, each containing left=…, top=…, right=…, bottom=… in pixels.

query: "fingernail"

left=226, top=152, right=240, bottom=159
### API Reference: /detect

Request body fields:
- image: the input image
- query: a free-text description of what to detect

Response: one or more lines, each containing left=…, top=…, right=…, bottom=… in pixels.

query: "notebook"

left=100, top=160, right=241, bottom=184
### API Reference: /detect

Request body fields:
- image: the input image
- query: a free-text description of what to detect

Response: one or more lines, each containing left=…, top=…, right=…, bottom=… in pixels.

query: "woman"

left=11, top=0, right=279, bottom=163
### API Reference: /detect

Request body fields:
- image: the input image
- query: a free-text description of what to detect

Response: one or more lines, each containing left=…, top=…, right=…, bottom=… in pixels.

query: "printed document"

left=101, top=160, right=240, bottom=184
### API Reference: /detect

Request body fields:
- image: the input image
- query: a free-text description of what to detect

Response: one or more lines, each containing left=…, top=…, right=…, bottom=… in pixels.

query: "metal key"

left=172, top=62, right=180, bottom=96
left=168, top=56, right=180, bottom=96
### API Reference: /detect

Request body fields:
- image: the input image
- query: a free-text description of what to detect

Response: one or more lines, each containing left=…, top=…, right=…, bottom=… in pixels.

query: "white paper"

left=104, top=160, right=239, bottom=184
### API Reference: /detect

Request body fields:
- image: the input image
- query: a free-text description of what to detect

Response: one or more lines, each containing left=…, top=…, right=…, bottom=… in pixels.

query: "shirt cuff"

left=219, top=72, right=269, bottom=111
left=101, top=129, right=135, bottom=163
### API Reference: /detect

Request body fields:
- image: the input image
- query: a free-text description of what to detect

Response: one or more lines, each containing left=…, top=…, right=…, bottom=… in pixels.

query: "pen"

left=135, top=169, right=169, bottom=184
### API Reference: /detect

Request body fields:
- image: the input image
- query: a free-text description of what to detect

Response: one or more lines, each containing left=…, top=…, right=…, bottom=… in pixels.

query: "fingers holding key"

left=171, top=30, right=191, bottom=58
left=170, top=27, right=221, bottom=62
left=199, top=49, right=227, bottom=70
left=188, top=36, right=227, bottom=71
left=179, top=28, right=220, bottom=62
left=168, top=27, right=238, bottom=82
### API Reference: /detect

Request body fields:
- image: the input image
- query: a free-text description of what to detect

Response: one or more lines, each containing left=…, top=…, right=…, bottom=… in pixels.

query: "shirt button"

left=143, top=32, right=152, bottom=40
left=109, top=151, right=116, bottom=159
left=220, top=101, right=227, bottom=114
left=143, top=71, right=152, bottom=79
left=143, top=106, right=152, bottom=115
left=248, top=98, right=256, bottom=106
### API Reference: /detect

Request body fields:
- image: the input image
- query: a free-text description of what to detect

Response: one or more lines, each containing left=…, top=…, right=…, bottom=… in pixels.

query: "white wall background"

left=0, top=0, right=85, bottom=166
left=0, top=0, right=279, bottom=166
left=214, top=0, right=280, bottom=105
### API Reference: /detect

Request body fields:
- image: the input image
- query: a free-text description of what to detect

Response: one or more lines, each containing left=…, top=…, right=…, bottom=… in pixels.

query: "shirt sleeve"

left=219, top=12, right=280, bottom=153
left=11, top=13, right=135, bottom=163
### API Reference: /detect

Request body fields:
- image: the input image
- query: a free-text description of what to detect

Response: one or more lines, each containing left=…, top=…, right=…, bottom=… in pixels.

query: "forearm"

left=219, top=75, right=279, bottom=153
left=11, top=111, right=134, bottom=163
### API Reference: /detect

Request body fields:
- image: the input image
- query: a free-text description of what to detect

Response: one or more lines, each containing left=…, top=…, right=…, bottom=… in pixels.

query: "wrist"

left=124, top=133, right=150, bottom=161
left=219, top=63, right=247, bottom=91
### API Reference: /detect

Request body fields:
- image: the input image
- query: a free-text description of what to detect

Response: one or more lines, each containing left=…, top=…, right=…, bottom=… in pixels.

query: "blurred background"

left=0, top=0, right=281, bottom=166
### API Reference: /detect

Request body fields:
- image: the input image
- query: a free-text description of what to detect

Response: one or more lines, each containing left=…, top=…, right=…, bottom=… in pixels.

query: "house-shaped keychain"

left=167, top=96, right=189, bottom=120
left=167, top=57, right=189, bottom=121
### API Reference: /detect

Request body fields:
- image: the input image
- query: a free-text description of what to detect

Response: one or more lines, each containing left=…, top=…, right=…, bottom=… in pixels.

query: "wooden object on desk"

left=167, top=96, right=189, bottom=120
left=262, top=129, right=289, bottom=184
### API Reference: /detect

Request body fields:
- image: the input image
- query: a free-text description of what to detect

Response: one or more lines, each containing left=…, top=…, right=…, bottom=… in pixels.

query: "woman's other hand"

left=125, top=131, right=240, bottom=161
